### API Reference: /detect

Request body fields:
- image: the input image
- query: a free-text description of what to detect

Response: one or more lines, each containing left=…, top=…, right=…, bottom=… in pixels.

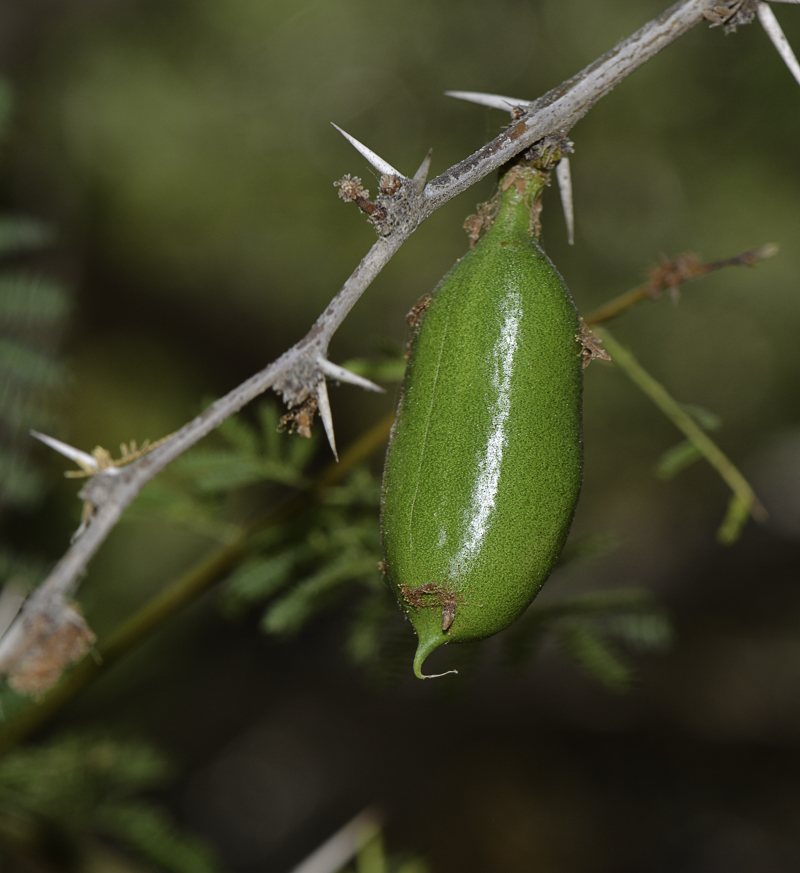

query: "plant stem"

left=596, top=327, right=766, bottom=542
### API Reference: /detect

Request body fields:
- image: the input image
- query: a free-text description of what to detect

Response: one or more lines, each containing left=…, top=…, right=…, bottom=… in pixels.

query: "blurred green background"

left=2, top=0, right=800, bottom=870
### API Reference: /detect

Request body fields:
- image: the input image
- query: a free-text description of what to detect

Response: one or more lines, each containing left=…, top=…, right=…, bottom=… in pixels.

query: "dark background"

left=2, top=1, right=800, bottom=870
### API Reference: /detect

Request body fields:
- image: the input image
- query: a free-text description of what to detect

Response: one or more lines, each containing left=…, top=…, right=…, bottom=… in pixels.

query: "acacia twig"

left=0, top=0, right=742, bottom=684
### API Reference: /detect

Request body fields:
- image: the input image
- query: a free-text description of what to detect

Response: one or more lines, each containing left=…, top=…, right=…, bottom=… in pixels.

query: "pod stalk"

left=413, top=635, right=458, bottom=679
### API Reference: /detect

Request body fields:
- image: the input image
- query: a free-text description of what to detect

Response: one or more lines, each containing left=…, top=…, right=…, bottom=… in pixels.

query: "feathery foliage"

left=0, top=732, right=221, bottom=872
left=0, top=83, right=71, bottom=516
left=143, top=396, right=672, bottom=687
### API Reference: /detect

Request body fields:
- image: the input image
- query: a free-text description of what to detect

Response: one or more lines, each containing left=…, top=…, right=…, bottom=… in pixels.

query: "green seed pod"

left=380, top=163, right=583, bottom=678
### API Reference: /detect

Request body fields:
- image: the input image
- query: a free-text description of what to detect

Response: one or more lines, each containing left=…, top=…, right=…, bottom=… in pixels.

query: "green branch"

left=596, top=327, right=766, bottom=544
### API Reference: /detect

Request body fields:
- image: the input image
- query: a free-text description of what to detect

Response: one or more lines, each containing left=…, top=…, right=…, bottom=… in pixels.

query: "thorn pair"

left=446, top=91, right=574, bottom=246
left=331, top=123, right=432, bottom=192
left=335, top=96, right=575, bottom=246
left=332, top=94, right=575, bottom=245
left=315, top=357, right=384, bottom=460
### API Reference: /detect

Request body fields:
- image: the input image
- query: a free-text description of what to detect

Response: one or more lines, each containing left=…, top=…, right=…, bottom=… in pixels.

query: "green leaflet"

left=380, top=164, right=583, bottom=678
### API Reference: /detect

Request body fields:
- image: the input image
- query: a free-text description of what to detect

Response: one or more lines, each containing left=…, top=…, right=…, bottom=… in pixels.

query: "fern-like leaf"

left=98, top=802, right=221, bottom=873
left=0, top=222, right=54, bottom=259
left=557, top=625, right=634, bottom=692
left=262, top=553, right=378, bottom=636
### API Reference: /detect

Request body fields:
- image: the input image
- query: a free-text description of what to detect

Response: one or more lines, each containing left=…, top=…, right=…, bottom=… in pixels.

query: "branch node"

left=279, top=395, right=318, bottom=441
left=703, top=0, right=758, bottom=31
left=648, top=253, right=704, bottom=300
left=522, top=134, right=574, bottom=170
left=0, top=596, right=96, bottom=696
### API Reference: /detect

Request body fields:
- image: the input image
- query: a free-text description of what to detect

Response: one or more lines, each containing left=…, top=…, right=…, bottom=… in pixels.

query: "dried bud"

left=279, top=396, right=318, bottom=440
left=379, top=175, right=403, bottom=196
left=335, top=174, right=370, bottom=202
left=0, top=601, right=96, bottom=696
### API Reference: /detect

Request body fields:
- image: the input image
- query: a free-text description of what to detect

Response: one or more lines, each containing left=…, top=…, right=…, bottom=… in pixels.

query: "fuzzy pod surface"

left=380, top=165, right=583, bottom=678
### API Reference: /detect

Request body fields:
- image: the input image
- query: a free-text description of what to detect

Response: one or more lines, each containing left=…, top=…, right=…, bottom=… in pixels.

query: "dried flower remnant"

left=0, top=600, right=96, bottom=696
left=583, top=245, right=778, bottom=328
left=335, top=175, right=375, bottom=211
left=279, top=396, right=319, bottom=440
left=464, top=199, right=498, bottom=247
left=399, top=581, right=461, bottom=634
left=647, top=253, right=704, bottom=301
left=379, top=174, right=403, bottom=196
left=703, top=0, right=757, bottom=31
left=577, top=318, right=612, bottom=369
left=406, top=295, right=432, bottom=330
left=334, top=174, right=387, bottom=226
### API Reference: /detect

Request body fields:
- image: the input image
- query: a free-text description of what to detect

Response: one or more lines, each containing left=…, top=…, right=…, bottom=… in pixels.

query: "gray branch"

left=1, top=0, right=718, bottom=672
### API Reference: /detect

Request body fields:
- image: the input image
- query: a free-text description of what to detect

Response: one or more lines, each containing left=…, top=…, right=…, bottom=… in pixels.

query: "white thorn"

left=758, top=2, right=800, bottom=86
left=0, top=581, right=26, bottom=643
left=413, top=149, right=433, bottom=192
left=319, top=359, right=385, bottom=394
left=331, top=123, right=403, bottom=177
left=287, top=808, right=384, bottom=873
left=556, top=158, right=575, bottom=246
left=445, top=90, right=529, bottom=112
left=30, top=430, right=99, bottom=472
left=315, top=379, right=338, bottom=461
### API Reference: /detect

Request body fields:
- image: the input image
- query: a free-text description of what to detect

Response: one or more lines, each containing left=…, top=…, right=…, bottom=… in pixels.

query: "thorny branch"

left=0, top=0, right=791, bottom=687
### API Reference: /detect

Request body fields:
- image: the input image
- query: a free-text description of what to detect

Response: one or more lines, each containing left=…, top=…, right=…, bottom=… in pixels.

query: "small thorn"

left=30, top=430, right=99, bottom=472
left=753, top=242, right=779, bottom=260
left=331, top=123, right=403, bottom=177
left=445, top=90, right=529, bottom=113
left=556, top=157, right=575, bottom=246
left=319, top=359, right=385, bottom=394
left=0, top=581, right=26, bottom=641
left=412, top=149, right=433, bottom=192
left=757, top=2, right=800, bottom=87
left=315, top=379, right=338, bottom=461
